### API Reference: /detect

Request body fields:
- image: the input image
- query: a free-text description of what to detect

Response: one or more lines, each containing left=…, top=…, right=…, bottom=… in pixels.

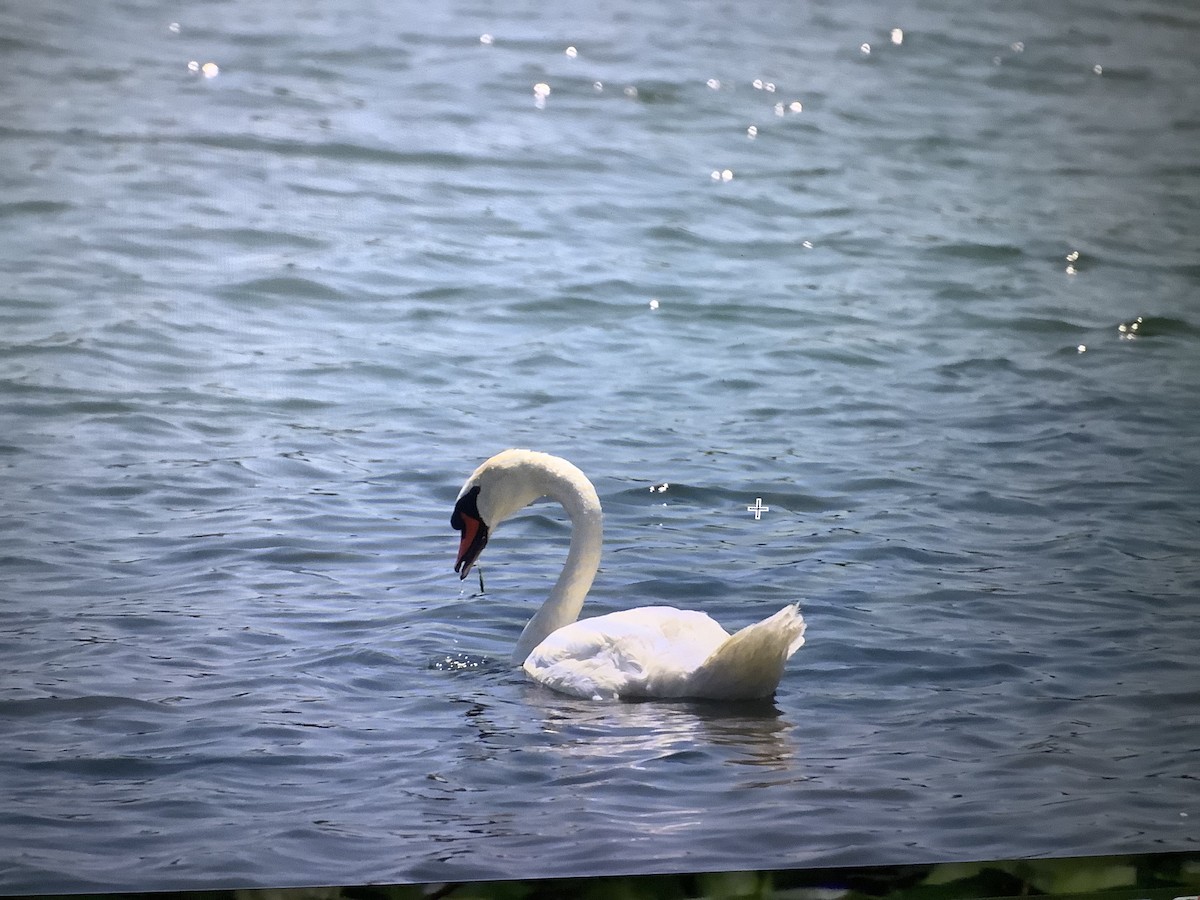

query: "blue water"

left=2, top=0, right=1198, bottom=892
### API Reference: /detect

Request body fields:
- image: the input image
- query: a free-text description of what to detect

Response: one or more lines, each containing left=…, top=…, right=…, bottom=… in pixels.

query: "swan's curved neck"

left=509, top=461, right=603, bottom=665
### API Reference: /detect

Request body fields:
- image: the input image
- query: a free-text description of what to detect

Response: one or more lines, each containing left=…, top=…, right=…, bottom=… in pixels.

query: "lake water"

left=1, top=0, right=1198, bottom=892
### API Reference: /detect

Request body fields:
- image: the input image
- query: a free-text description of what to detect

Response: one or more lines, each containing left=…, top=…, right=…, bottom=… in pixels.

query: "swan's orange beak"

left=454, top=512, right=488, bottom=578
left=451, top=486, right=489, bottom=579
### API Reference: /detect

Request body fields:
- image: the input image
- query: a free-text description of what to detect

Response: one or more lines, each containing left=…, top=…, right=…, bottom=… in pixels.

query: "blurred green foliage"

left=39, top=853, right=1200, bottom=900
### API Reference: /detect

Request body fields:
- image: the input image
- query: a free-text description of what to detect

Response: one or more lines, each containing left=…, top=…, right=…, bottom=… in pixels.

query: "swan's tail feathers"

left=690, top=604, right=806, bottom=700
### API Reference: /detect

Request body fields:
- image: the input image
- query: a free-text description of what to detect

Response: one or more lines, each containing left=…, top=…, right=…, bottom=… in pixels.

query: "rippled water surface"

left=2, top=0, right=1198, bottom=892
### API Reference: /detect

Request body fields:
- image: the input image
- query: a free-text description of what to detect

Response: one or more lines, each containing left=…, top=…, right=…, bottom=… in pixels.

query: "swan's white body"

left=451, top=449, right=805, bottom=701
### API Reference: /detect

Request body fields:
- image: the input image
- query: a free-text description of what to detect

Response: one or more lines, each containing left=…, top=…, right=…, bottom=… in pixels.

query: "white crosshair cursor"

left=747, top=497, right=769, bottom=520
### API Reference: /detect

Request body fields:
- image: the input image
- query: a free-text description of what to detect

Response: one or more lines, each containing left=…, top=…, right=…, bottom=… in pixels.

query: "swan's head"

left=451, top=449, right=598, bottom=580
left=450, top=450, right=549, bottom=579
left=451, top=484, right=489, bottom=579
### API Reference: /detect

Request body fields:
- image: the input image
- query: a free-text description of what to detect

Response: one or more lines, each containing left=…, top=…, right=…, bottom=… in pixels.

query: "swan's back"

left=522, top=604, right=805, bottom=701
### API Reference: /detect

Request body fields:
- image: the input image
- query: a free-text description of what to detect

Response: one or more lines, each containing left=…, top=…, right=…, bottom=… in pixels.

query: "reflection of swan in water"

left=527, top=692, right=800, bottom=775
left=446, top=687, right=799, bottom=773
left=419, top=690, right=802, bottom=850
left=451, top=449, right=806, bottom=701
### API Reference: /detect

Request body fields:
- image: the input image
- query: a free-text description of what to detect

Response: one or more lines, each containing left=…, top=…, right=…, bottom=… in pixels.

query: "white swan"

left=451, top=449, right=806, bottom=701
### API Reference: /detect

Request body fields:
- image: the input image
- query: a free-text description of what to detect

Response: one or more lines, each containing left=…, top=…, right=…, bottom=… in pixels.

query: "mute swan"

left=451, top=449, right=806, bottom=700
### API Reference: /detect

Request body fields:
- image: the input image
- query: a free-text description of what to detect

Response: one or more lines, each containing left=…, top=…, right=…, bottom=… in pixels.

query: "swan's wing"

left=522, top=607, right=730, bottom=700
left=687, top=603, right=806, bottom=700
